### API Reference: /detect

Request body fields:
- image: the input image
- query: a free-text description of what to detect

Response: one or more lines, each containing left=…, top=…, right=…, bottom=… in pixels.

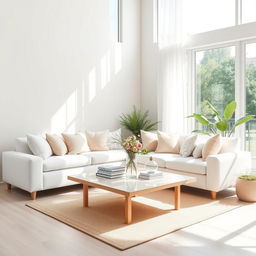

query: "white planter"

left=236, top=178, right=256, bottom=202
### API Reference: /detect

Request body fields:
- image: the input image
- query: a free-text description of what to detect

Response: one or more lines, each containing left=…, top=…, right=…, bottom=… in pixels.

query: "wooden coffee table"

left=68, top=171, right=195, bottom=224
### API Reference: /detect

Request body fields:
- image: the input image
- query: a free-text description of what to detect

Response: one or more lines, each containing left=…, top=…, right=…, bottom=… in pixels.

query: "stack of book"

left=96, top=165, right=126, bottom=179
left=139, top=170, right=163, bottom=180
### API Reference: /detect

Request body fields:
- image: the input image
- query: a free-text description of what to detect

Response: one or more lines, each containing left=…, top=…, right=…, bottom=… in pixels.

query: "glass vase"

left=126, top=151, right=138, bottom=179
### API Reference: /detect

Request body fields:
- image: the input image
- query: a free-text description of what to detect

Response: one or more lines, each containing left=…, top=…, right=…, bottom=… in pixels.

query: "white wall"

left=141, top=0, right=158, bottom=122
left=0, top=0, right=141, bottom=178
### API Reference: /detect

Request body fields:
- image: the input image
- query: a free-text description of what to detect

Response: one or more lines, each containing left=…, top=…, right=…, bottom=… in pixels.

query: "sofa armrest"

left=206, top=151, right=251, bottom=192
left=2, top=151, right=43, bottom=192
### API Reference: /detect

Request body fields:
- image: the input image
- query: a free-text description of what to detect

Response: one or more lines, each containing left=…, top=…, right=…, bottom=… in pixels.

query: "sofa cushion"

left=46, top=134, right=68, bottom=156
left=166, top=157, right=206, bottom=175
left=62, top=133, right=90, bottom=154
left=85, top=130, right=109, bottom=151
left=220, top=137, right=239, bottom=153
left=137, top=153, right=182, bottom=168
left=202, top=134, right=222, bottom=161
left=155, top=131, right=180, bottom=153
left=180, top=135, right=198, bottom=157
left=80, top=150, right=126, bottom=165
left=141, top=130, right=158, bottom=151
left=27, top=134, right=52, bottom=159
left=43, top=155, right=91, bottom=172
left=15, top=137, right=33, bottom=154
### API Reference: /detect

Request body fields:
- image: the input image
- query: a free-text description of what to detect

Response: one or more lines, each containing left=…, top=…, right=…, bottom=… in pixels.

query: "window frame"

left=189, top=38, right=256, bottom=160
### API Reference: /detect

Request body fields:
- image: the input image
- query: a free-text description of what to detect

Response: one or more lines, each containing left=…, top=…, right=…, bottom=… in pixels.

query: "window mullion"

left=235, top=41, right=246, bottom=148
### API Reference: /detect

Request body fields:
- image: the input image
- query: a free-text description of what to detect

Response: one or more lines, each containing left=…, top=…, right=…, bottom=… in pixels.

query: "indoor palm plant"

left=120, top=106, right=158, bottom=141
left=187, top=101, right=254, bottom=137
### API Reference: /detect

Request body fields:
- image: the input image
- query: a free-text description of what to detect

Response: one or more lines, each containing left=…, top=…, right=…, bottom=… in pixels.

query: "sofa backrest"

left=15, top=137, right=33, bottom=154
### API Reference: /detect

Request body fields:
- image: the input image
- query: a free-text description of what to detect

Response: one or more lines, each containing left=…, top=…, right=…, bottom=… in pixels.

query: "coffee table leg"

left=83, top=184, right=89, bottom=207
left=125, top=195, right=132, bottom=224
left=174, top=185, right=180, bottom=210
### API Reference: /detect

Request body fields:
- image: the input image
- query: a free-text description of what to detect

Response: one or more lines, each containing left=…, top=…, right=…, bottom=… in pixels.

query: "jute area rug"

left=26, top=187, right=245, bottom=250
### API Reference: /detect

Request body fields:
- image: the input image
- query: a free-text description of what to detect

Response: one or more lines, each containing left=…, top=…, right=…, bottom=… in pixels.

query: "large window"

left=196, top=46, right=235, bottom=118
left=182, top=0, right=256, bottom=159
left=194, top=42, right=256, bottom=156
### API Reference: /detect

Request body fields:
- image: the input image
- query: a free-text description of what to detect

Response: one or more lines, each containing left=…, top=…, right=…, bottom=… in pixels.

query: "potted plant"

left=236, top=174, right=256, bottom=202
left=120, top=106, right=158, bottom=141
left=187, top=101, right=254, bottom=136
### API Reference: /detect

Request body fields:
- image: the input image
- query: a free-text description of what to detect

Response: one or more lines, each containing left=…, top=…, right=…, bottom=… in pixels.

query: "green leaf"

left=119, top=106, right=158, bottom=139
left=224, top=101, right=236, bottom=120
left=235, top=115, right=254, bottom=127
left=192, top=130, right=210, bottom=135
left=216, top=120, right=228, bottom=131
left=188, top=114, right=210, bottom=125
left=205, top=100, right=222, bottom=121
left=205, top=100, right=219, bottom=116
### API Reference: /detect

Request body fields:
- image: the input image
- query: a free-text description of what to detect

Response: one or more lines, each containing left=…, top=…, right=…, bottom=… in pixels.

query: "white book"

left=139, top=175, right=162, bottom=180
left=139, top=170, right=163, bottom=177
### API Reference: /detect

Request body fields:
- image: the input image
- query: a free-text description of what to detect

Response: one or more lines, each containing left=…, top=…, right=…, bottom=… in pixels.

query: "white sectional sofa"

left=137, top=151, right=251, bottom=199
left=2, top=137, right=251, bottom=200
left=2, top=137, right=126, bottom=199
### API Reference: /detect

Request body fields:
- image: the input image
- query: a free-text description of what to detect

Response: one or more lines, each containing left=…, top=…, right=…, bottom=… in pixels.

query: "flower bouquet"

left=122, top=135, right=142, bottom=178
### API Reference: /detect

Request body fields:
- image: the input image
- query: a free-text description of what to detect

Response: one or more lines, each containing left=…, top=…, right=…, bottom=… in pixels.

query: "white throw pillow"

left=220, top=137, right=239, bottom=153
left=15, top=137, right=33, bottom=154
left=180, top=135, right=198, bottom=157
left=192, top=143, right=205, bottom=158
left=107, top=128, right=122, bottom=150
left=191, top=134, right=210, bottom=158
left=27, top=134, right=53, bottom=159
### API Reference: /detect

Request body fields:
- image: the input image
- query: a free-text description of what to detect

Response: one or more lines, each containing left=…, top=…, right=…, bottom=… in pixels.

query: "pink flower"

left=137, top=143, right=142, bottom=149
left=125, top=145, right=130, bottom=150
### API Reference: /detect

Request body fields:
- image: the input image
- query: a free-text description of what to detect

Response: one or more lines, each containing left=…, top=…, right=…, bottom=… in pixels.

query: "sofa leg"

left=211, top=191, right=217, bottom=200
left=7, top=183, right=12, bottom=190
left=31, top=192, right=37, bottom=200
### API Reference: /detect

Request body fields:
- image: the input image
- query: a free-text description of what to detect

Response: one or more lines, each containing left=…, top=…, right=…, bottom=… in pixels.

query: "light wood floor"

left=0, top=184, right=255, bottom=256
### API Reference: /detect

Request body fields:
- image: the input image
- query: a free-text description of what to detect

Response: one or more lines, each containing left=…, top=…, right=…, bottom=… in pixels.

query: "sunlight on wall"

left=50, top=90, right=78, bottom=133
left=100, top=49, right=111, bottom=89
left=114, top=43, right=122, bottom=74
left=50, top=45, right=123, bottom=133
left=88, top=67, right=97, bottom=102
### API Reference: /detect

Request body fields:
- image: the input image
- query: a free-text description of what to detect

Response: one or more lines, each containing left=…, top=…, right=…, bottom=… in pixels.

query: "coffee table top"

left=68, top=170, right=196, bottom=196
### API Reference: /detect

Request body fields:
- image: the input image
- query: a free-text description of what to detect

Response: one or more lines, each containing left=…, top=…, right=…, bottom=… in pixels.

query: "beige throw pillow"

left=141, top=130, right=158, bottom=151
left=155, top=131, right=180, bottom=154
left=62, top=133, right=90, bottom=154
left=86, top=130, right=109, bottom=151
left=220, top=137, right=239, bottom=153
left=46, top=134, right=68, bottom=156
left=202, top=134, right=222, bottom=161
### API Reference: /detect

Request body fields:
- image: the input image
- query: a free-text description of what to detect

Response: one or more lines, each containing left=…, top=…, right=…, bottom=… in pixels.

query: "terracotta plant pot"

left=236, top=178, right=256, bottom=202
